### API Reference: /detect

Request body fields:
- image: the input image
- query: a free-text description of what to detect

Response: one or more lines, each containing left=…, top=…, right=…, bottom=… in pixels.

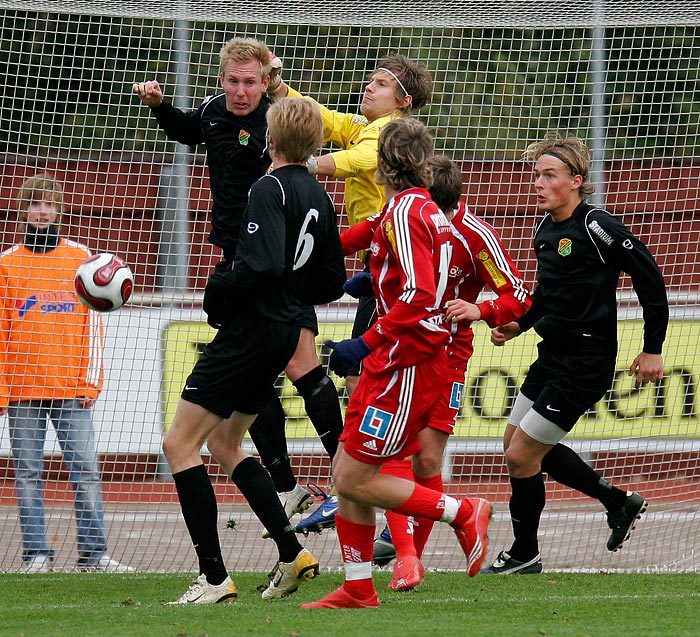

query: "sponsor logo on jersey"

left=239, top=129, right=250, bottom=146
left=588, top=220, right=614, bottom=245
left=477, top=249, right=507, bottom=287
left=359, top=405, right=393, bottom=440
left=362, top=439, right=378, bottom=451
left=17, top=295, right=37, bottom=318
left=558, top=238, right=573, bottom=256
left=18, top=292, right=79, bottom=317
left=430, top=212, right=452, bottom=234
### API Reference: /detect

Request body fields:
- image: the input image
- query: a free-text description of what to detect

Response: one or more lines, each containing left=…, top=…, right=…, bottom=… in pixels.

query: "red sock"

left=380, top=458, right=417, bottom=558
left=412, top=473, right=444, bottom=557
left=385, top=509, right=417, bottom=559
left=393, top=482, right=446, bottom=521
left=335, top=514, right=376, bottom=598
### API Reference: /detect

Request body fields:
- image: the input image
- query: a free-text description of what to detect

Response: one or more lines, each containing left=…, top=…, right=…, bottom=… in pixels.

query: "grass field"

left=1, top=571, right=697, bottom=637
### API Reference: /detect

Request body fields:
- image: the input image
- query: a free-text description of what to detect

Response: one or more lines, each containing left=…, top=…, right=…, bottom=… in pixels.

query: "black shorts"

left=181, top=315, right=301, bottom=417
left=520, top=338, right=616, bottom=432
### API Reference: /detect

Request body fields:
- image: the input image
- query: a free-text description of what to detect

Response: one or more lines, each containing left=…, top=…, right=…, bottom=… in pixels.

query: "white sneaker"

left=262, top=484, right=313, bottom=538
left=261, top=548, right=319, bottom=599
left=75, top=555, right=135, bottom=573
left=20, top=554, right=53, bottom=573
left=167, top=574, right=238, bottom=605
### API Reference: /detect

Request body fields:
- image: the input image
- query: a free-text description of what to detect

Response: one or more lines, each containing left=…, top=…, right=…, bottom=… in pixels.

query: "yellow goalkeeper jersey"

left=287, top=87, right=399, bottom=227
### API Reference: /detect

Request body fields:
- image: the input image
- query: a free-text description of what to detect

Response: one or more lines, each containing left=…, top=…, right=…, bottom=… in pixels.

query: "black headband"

left=542, top=150, right=582, bottom=176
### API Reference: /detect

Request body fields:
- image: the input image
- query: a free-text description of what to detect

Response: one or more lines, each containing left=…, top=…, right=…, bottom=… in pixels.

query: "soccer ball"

left=74, top=252, right=134, bottom=312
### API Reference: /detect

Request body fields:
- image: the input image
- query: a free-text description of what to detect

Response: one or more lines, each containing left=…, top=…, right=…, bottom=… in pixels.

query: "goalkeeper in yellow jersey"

left=247, top=55, right=432, bottom=538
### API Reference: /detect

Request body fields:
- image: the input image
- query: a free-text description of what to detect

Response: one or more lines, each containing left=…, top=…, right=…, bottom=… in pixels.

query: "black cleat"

left=480, top=550, right=543, bottom=575
left=606, top=492, right=648, bottom=551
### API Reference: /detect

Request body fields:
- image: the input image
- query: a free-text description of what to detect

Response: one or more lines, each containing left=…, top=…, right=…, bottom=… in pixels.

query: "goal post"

left=0, top=0, right=698, bottom=574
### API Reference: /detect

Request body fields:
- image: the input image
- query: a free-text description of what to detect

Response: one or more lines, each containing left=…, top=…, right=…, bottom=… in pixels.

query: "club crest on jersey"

left=558, top=238, right=572, bottom=256
left=239, top=129, right=250, bottom=146
left=383, top=219, right=397, bottom=253
left=358, top=405, right=393, bottom=440
left=477, top=249, right=507, bottom=287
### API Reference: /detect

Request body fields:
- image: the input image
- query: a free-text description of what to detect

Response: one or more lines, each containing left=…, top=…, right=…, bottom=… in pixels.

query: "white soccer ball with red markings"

left=74, top=252, right=134, bottom=312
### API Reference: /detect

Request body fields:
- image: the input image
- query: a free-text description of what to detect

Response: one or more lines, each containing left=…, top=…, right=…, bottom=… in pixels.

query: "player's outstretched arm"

left=628, top=351, right=664, bottom=389
left=132, top=80, right=164, bottom=107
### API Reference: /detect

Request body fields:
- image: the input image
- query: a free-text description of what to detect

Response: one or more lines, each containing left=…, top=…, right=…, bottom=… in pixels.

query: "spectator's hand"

left=0, top=406, right=7, bottom=417
left=490, top=321, right=521, bottom=346
left=78, top=397, right=97, bottom=408
left=324, top=338, right=371, bottom=377
left=343, top=272, right=374, bottom=299
left=445, top=299, right=481, bottom=323
left=629, top=352, right=664, bottom=389
left=132, top=80, right=164, bottom=107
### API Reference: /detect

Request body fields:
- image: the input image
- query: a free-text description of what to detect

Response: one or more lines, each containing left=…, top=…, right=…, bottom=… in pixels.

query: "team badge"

left=239, top=129, right=250, bottom=146
left=359, top=405, right=393, bottom=440
left=383, top=219, right=397, bottom=253
left=558, top=238, right=572, bottom=256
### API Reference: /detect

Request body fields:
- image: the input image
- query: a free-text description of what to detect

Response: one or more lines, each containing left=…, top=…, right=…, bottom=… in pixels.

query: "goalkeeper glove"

left=324, top=337, right=371, bottom=377
left=343, top=271, right=374, bottom=299
left=306, top=155, right=318, bottom=175
left=267, top=54, right=283, bottom=92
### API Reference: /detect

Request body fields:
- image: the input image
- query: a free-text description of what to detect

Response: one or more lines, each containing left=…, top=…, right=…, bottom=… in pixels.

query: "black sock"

left=248, top=389, right=297, bottom=493
left=172, top=465, right=228, bottom=585
left=231, top=457, right=302, bottom=563
left=508, top=472, right=545, bottom=561
left=293, top=365, right=343, bottom=460
left=541, top=443, right=627, bottom=512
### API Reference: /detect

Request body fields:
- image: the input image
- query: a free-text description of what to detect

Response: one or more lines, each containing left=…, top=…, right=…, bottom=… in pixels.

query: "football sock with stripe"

left=336, top=515, right=376, bottom=598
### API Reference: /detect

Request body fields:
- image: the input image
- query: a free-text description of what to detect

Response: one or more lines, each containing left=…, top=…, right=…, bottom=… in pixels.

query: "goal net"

left=1, top=0, right=698, bottom=574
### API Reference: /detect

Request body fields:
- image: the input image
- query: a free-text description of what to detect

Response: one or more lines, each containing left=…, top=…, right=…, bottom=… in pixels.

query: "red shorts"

left=428, top=366, right=466, bottom=435
left=340, top=350, right=447, bottom=464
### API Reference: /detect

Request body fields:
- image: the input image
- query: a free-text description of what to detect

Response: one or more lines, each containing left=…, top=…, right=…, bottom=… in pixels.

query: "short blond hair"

left=219, top=37, right=272, bottom=80
left=267, top=98, right=323, bottom=164
left=375, top=117, right=434, bottom=191
left=16, top=173, right=63, bottom=223
left=523, top=134, right=596, bottom=199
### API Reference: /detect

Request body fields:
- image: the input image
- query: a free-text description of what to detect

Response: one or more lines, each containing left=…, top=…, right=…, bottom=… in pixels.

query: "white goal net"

left=0, top=0, right=699, bottom=574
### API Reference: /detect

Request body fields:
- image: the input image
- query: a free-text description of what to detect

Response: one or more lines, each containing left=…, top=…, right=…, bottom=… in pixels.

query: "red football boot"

left=452, top=497, right=493, bottom=577
left=301, top=586, right=380, bottom=609
left=388, top=555, right=425, bottom=591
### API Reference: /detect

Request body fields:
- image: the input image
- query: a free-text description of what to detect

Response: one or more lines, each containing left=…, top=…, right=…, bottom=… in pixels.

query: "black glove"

left=343, top=271, right=374, bottom=299
left=324, top=338, right=371, bottom=377
left=203, top=263, right=235, bottom=329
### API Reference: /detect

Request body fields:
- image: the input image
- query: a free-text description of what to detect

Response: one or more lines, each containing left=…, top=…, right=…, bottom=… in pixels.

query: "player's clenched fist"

left=132, top=80, right=164, bottom=107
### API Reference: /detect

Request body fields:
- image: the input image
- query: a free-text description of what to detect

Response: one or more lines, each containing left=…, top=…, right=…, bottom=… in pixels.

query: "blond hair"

left=375, top=117, right=434, bottom=191
left=523, top=134, right=596, bottom=199
left=16, top=173, right=63, bottom=223
left=267, top=98, right=323, bottom=163
left=219, top=37, right=273, bottom=80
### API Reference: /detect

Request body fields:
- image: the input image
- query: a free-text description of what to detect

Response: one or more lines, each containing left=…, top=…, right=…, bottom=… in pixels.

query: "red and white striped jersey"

left=342, top=187, right=452, bottom=369
left=446, top=202, right=531, bottom=369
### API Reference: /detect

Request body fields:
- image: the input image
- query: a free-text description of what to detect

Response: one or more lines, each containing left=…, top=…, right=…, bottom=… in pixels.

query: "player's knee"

left=413, top=452, right=441, bottom=478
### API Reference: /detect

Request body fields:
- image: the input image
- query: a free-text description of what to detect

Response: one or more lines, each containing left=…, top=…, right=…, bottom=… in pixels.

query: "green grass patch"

left=1, top=571, right=697, bottom=637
